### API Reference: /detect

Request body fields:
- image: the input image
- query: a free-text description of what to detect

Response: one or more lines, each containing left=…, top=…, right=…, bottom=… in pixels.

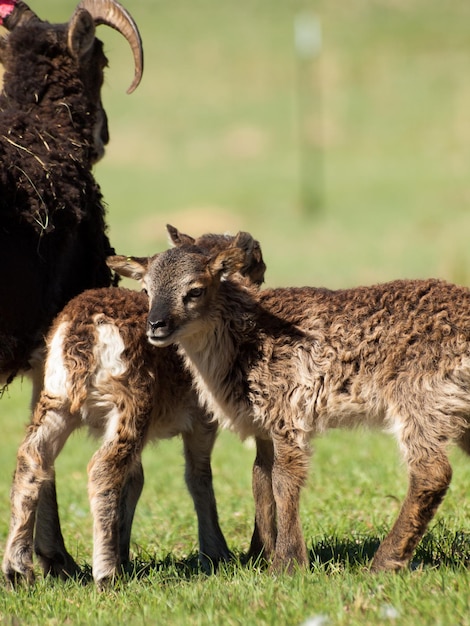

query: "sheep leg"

left=34, top=477, right=81, bottom=579
left=247, top=436, right=277, bottom=562
left=29, top=352, right=79, bottom=577
left=371, top=453, right=452, bottom=572
left=270, top=434, right=309, bottom=573
left=2, top=399, right=79, bottom=586
left=118, top=459, right=144, bottom=566
left=182, top=415, right=231, bottom=571
left=88, top=438, right=143, bottom=589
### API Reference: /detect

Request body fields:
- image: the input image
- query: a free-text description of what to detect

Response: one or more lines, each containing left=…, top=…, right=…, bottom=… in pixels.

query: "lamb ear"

left=106, top=254, right=150, bottom=281
left=249, top=240, right=266, bottom=285
left=230, top=231, right=266, bottom=284
left=67, top=8, right=95, bottom=59
left=232, top=231, right=255, bottom=257
left=166, top=224, right=195, bottom=247
left=209, top=247, right=245, bottom=278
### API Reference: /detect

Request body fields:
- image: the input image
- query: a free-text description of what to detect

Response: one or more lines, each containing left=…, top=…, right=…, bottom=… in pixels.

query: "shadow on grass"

left=307, top=526, right=470, bottom=571
left=128, top=527, right=470, bottom=581
left=414, top=528, right=470, bottom=569
left=59, top=551, right=207, bottom=588
left=109, top=551, right=239, bottom=586
left=309, top=534, right=380, bottom=570
left=125, top=551, right=206, bottom=582
left=52, top=526, right=470, bottom=588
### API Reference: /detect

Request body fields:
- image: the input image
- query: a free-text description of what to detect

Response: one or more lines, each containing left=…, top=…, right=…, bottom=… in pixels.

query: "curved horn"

left=0, top=0, right=40, bottom=30
left=75, top=0, right=143, bottom=94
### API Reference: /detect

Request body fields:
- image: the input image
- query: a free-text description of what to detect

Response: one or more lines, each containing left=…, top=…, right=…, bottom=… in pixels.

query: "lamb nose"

left=148, top=319, right=166, bottom=331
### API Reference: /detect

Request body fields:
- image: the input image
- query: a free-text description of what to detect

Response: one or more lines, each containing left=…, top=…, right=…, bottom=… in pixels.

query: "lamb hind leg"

left=270, top=434, right=310, bottom=573
left=29, top=352, right=79, bottom=578
left=34, top=477, right=81, bottom=579
left=247, top=437, right=277, bottom=563
left=3, top=402, right=79, bottom=585
left=88, top=438, right=144, bottom=589
left=3, top=440, right=44, bottom=586
left=118, top=460, right=144, bottom=568
left=182, top=417, right=231, bottom=571
left=371, top=453, right=452, bottom=572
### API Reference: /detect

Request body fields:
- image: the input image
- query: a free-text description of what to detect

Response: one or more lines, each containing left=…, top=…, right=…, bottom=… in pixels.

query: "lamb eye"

left=187, top=287, right=204, bottom=299
left=141, top=288, right=148, bottom=295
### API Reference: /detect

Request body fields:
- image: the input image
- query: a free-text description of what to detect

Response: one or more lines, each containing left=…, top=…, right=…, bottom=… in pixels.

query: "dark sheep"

left=0, top=0, right=143, bottom=395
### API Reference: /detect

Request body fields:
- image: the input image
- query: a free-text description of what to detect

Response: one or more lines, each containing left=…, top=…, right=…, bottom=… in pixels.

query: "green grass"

left=2, top=0, right=470, bottom=623
left=3, top=389, right=470, bottom=625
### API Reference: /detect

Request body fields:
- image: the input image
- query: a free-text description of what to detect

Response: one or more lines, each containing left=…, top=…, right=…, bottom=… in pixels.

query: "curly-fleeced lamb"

left=123, top=235, right=470, bottom=575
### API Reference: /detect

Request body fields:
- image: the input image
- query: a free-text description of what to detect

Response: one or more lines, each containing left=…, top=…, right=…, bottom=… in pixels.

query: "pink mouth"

left=0, top=1, right=16, bottom=25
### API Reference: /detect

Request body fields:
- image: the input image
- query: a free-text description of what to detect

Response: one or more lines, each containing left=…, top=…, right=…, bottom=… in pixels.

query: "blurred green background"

left=97, top=0, right=470, bottom=289
left=17, top=0, right=470, bottom=291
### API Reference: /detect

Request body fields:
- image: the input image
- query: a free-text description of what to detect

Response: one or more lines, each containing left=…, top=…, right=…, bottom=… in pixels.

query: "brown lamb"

left=120, top=231, right=470, bottom=574
left=2, top=226, right=265, bottom=589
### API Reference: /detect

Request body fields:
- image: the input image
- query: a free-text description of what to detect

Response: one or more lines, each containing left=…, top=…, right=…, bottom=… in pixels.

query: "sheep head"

left=143, top=241, right=247, bottom=347
left=108, top=225, right=266, bottom=289
left=0, top=0, right=143, bottom=162
left=108, top=229, right=259, bottom=348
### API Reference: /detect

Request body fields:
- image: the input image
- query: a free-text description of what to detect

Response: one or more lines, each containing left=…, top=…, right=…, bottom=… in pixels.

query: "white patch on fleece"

left=385, top=412, right=408, bottom=460
left=90, top=320, right=127, bottom=440
left=94, top=320, right=127, bottom=381
left=44, top=322, right=69, bottom=399
left=103, top=405, right=123, bottom=443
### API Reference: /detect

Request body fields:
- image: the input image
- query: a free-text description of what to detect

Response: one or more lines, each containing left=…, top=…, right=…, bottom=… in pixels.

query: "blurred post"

left=294, top=12, right=323, bottom=215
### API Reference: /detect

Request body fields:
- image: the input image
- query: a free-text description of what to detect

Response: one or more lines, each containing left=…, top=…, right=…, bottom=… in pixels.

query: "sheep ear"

left=107, top=254, right=149, bottom=281
left=232, top=231, right=255, bottom=257
left=67, top=8, right=95, bottom=59
left=230, top=231, right=266, bottom=284
left=209, top=248, right=245, bottom=278
left=166, top=224, right=195, bottom=247
left=248, top=240, right=266, bottom=285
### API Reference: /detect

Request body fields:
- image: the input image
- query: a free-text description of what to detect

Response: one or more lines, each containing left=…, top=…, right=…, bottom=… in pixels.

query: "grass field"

left=2, top=0, right=470, bottom=624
